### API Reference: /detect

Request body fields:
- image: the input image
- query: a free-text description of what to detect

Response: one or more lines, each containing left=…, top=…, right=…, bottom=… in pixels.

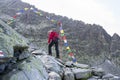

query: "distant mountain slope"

left=0, top=0, right=120, bottom=67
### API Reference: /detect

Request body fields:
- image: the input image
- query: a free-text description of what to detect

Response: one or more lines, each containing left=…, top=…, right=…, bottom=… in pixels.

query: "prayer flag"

left=16, top=12, right=21, bottom=15
left=51, top=19, right=55, bottom=22
left=33, top=9, right=37, bottom=13
left=72, top=58, right=77, bottom=63
left=13, top=15, right=17, bottom=19
left=60, top=33, right=65, bottom=36
left=67, top=49, right=72, bottom=53
left=62, top=36, right=66, bottom=40
left=7, top=21, right=13, bottom=24
left=58, top=22, right=62, bottom=26
left=36, top=12, right=40, bottom=14
left=60, top=30, right=64, bottom=34
left=59, top=27, right=63, bottom=30
left=64, top=43, right=68, bottom=47
left=69, top=52, right=74, bottom=56
left=24, top=8, right=29, bottom=11
left=64, top=39, right=67, bottom=43
left=66, top=46, right=70, bottom=50
left=40, top=14, right=43, bottom=16
left=19, top=10, right=24, bottom=13
left=46, top=16, right=50, bottom=20
left=30, top=7, right=34, bottom=10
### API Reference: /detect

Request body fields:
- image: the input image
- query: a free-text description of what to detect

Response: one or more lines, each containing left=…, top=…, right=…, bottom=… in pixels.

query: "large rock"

left=32, top=49, right=47, bottom=55
left=1, top=57, right=48, bottom=80
left=18, top=50, right=30, bottom=60
left=0, top=19, right=28, bottom=57
left=92, top=67, right=105, bottom=77
left=97, top=60, right=120, bottom=76
left=102, top=73, right=120, bottom=80
left=37, top=55, right=63, bottom=74
left=49, top=72, right=61, bottom=80
left=0, top=19, right=29, bottom=73
left=63, top=68, right=75, bottom=80
left=73, top=63, right=89, bottom=69
left=0, top=63, right=6, bottom=73
left=65, top=61, right=73, bottom=67
left=88, top=77, right=99, bottom=80
left=2, top=70, right=29, bottom=80
left=102, top=73, right=114, bottom=79
left=72, top=68, right=92, bottom=80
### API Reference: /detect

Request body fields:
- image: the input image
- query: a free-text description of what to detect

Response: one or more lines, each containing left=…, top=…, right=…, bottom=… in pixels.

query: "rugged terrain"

left=0, top=0, right=120, bottom=79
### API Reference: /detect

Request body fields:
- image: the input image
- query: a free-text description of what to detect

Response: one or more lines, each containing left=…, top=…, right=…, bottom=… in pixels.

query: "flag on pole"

left=60, top=30, right=64, bottom=34
left=67, top=49, right=72, bottom=53
left=30, top=7, right=34, bottom=10
left=64, top=43, right=68, bottom=47
left=58, top=22, right=62, bottom=26
left=16, top=12, right=21, bottom=15
left=13, top=15, right=17, bottom=19
left=33, top=9, right=38, bottom=13
left=60, top=33, right=65, bottom=36
left=24, top=8, right=29, bottom=11
left=62, top=36, right=66, bottom=40
left=64, top=39, right=67, bottom=43
left=46, top=16, right=50, bottom=20
left=66, top=46, right=70, bottom=50
left=19, top=10, right=25, bottom=13
left=59, top=27, right=63, bottom=30
left=69, top=52, right=74, bottom=56
left=7, top=21, right=13, bottom=24
left=72, top=58, right=77, bottom=63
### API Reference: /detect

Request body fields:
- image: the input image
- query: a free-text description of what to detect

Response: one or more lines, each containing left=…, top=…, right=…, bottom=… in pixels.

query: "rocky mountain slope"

left=0, top=19, right=119, bottom=80
left=0, top=0, right=120, bottom=79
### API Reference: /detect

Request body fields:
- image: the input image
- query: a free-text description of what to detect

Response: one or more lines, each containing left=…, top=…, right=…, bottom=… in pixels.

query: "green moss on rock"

left=0, top=19, right=28, bottom=57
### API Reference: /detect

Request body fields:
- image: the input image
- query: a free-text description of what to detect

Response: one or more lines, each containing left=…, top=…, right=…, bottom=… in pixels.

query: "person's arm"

left=48, top=33, right=51, bottom=44
left=48, top=32, right=53, bottom=44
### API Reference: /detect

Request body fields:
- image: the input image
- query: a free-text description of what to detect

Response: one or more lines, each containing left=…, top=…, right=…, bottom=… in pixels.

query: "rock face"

left=72, top=68, right=92, bottom=79
left=0, top=24, right=119, bottom=80
left=63, top=68, right=75, bottom=80
left=0, top=19, right=28, bottom=57
left=1, top=57, right=49, bottom=80
left=0, top=0, right=120, bottom=68
left=110, top=34, right=120, bottom=67
left=37, top=55, right=63, bottom=74
left=1, top=52, right=119, bottom=80
left=0, top=19, right=29, bottom=74
left=0, top=0, right=120, bottom=80
left=49, top=72, right=61, bottom=80
left=0, top=0, right=113, bottom=66
left=110, top=33, right=120, bottom=53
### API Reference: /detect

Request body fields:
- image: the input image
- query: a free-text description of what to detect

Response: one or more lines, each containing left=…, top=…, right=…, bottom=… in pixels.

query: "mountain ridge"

left=0, top=0, right=120, bottom=79
left=0, top=0, right=120, bottom=68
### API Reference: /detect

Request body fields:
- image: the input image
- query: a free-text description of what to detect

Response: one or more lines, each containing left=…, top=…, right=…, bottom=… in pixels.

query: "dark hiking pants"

left=48, top=39, right=60, bottom=58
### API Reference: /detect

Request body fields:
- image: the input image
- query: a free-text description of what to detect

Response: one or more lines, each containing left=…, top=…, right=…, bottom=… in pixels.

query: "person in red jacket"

left=48, top=28, right=60, bottom=58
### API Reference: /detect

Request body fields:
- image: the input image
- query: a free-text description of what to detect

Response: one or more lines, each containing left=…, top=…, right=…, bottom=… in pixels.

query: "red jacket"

left=48, top=31, right=59, bottom=44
